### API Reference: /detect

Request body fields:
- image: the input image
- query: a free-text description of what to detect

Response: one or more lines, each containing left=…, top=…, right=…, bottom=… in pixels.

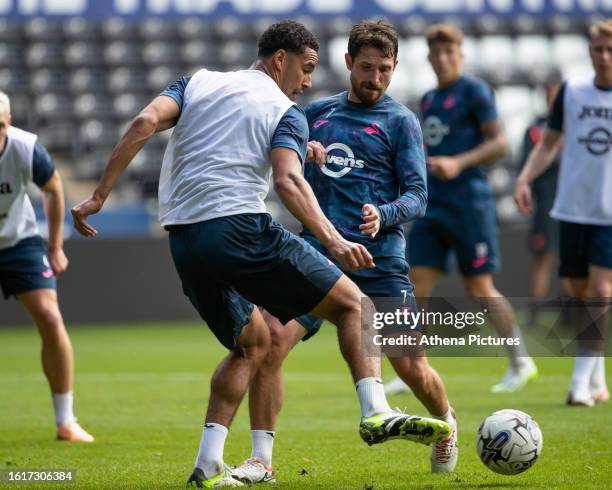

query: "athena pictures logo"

left=578, top=127, right=612, bottom=156
left=423, top=116, right=450, bottom=147
left=321, top=143, right=365, bottom=179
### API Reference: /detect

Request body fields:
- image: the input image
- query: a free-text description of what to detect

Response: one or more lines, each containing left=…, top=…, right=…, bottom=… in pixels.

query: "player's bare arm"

left=71, top=96, right=180, bottom=237
left=271, top=146, right=374, bottom=270
left=428, top=119, right=508, bottom=181
left=514, top=128, right=563, bottom=214
left=41, top=169, right=68, bottom=276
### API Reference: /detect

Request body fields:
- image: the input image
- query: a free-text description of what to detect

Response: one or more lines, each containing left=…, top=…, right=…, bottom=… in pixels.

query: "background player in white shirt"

left=0, top=91, right=93, bottom=443
left=516, top=19, right=612, bottom=407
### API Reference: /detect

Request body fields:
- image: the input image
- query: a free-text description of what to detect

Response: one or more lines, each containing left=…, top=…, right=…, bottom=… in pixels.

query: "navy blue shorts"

left=0, top=235, right=56, bottom=299
left=559, top=221, right=612, bottom=278
left=168, top=213, right=342, bottom=349
left=296, top=256, right=417, bottom=340
left=407, top=198, right=500, bottom=277
left=529, top=181, right=559, bottom=255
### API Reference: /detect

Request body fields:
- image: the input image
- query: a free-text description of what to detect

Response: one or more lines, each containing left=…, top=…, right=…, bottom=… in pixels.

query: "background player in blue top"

left=389, top=24, right=537, bottom=395
left=234, top=22, right=458, bottom=484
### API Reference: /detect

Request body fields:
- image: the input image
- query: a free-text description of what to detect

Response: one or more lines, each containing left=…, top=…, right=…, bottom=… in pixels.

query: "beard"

left=350, top=75, right=384, bottom=105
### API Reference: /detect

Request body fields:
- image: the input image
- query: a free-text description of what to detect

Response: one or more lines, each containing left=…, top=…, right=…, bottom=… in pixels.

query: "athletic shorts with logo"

left=295, top=241, right=419, bottom=340
left=559, top=221, right=612, bottom=278
left=407, top=196, right=500, bottom=277
left=0, top=235, right=56, bottom=299
left=167, top=213, right=343, bottom=349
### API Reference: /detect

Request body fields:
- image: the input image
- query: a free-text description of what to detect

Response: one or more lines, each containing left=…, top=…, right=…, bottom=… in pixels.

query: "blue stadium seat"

left=104, top=41, right=143, bottom=66
left=0, top=18, right=23, bottom=41
left=80, top=118, right=120, bottom=147
left=64, top=41, right=105, bottom=67
left=69, top=68, right=108, bottom=94
left=142, top=41, right=182, bottom=66
left=177, top=17, right=214, bottom=41
left=101, top=17, right=140, bottom=41
left=108, top=67, right=149, bottom=94
left=74, top=93, right=114, bottom=119
left=35, top=93, right=74, bottom=120
left=30, top=68, right=68, bottom=93
left=181, top=40, right=220, bottom=68
left=113, top=93, right=150, bottom=119
left=26, top=42, right=65, bottom=68
left=0, top=41, right=25, bottom=67
left=139, top=18, right=178, bottom=41
left=63, top=17, right=102, bottom=41
left=148, top=66, right=183, bottom=92
left=24, top=17, right=64, bottom=41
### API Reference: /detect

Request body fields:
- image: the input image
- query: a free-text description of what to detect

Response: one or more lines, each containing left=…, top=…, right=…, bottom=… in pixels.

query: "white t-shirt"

left=158, top=69, right=295, bottom=226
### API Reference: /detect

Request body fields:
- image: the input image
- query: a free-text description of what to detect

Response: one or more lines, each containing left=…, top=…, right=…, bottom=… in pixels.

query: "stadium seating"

left=0, top=16, right=595, bottom=227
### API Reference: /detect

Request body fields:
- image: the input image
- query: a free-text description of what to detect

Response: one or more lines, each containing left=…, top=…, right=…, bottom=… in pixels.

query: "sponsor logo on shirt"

left=321, top=143, right=365, bottom=179
left=423, top=116, right=450, bottom=147
left=578, top=105, right=612, bottom=121
left=578, top=127, right=612, bottom=156
left=0, top=182, right=13, bottom=194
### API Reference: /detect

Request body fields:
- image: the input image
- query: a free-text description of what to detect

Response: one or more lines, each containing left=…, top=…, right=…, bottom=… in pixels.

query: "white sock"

left=505, top=327, right=530, bottom=369
left=570, top=349, right=598, bottom=393
left=52, top=392, right=75, bottom=427
left=251, top=430, right=275, bottom=466
left=194, top=422, right=228, bottom=478
left=355, top=377, right=392, bottom=418
left=432, top=407, right=456, bottom=431
left=589, top=355, right=606, bottom=392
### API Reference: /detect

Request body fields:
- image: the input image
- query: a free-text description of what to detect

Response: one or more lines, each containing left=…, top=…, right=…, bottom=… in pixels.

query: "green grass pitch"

left=0, top=322, right=610, bottom=489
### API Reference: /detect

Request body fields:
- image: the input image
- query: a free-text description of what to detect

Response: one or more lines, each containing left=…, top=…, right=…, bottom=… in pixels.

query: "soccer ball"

left=476, top=409, right=543, bottom=475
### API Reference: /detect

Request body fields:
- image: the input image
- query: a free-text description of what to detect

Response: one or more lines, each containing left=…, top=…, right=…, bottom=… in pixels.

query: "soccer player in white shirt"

left=515, top=19, right=612, bottom=407
left=0, top=91, right=93, bottom=442
left=72, top=21, right=451, bottom=487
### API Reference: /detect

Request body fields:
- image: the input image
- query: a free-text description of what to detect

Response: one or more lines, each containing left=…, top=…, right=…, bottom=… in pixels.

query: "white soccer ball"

left=476, top=409, right=543, bottom=475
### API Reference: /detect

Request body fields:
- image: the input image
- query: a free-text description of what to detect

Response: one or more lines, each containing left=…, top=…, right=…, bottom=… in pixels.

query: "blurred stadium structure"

left=1, top=2, right=607, bottom=237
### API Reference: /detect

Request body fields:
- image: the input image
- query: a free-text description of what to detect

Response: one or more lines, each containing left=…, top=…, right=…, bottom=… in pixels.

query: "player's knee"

left=588, top=281, right=612, bottom=298
left=34, top=303, right=65, bottom=334
left=465, top=279, right=496, bottom=300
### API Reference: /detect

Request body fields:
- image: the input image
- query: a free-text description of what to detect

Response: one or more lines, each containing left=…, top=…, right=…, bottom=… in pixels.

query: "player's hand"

left=71, top=195, right=104, bottom=237
left=514, top=180, right=533, bottom=214
left=428, top=156, right=462, bottom=181
left=306, top=140, right=326, bottom=166
left=359, top=203, right=381, bottom=238
left=328, top=238, right=375, bottom=270
left=48, top=247, right=68, bottom=276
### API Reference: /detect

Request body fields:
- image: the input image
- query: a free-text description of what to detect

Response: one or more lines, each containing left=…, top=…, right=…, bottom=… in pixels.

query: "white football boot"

left=430, top=408, right=458, bottom=473
left=232, top=458, right=276, bottom=484
left=491, top=358, right=538, bottom=393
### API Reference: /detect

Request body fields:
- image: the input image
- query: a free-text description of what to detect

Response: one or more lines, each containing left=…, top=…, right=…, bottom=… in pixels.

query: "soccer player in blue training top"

left=0, top=91, right=94, bottom=443
left=232, top=21, right=458, bottom=485
left=71, top=20, right=450, bottom=488
left=516, top=19, right=612, bottom=407
left=386, top=23, right=538, bottom=396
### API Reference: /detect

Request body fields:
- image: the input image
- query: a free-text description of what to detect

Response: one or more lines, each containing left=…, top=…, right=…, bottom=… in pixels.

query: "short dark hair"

left=347, top=20, right=398, bottom=60
left=257, top=20, right=319, bottom=58
left=425, top=24, right=464, bottom=47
